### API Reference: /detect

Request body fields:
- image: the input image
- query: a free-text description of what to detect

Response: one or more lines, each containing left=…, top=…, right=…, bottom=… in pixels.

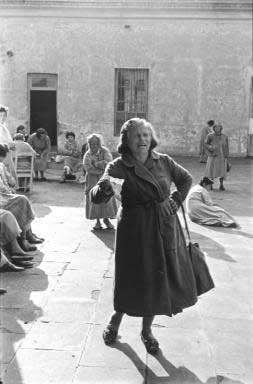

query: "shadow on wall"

left=110, top=342, right=244, bottom=384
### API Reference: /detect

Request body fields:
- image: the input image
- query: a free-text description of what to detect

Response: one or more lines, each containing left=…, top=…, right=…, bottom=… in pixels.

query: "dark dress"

left=91, top=151, right=198, bottom=317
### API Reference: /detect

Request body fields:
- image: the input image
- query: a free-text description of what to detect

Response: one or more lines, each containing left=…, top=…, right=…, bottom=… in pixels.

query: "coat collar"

left=121, top=151, right=165, bottom=200
left=121, top=150, right=159, bottom=168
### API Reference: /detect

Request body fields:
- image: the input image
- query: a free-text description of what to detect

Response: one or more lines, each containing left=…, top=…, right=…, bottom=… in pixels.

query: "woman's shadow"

left=110, top=341, right=244, bottom=384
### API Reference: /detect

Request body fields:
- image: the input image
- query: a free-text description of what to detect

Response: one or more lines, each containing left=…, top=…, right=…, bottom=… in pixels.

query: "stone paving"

left=0, top=157, right=252, bottom=384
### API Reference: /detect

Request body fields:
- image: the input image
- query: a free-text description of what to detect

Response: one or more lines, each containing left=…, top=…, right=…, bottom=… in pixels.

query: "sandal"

left=141, top=332, right=159, bottom=355
left=102, top=326, right=118, bottom=345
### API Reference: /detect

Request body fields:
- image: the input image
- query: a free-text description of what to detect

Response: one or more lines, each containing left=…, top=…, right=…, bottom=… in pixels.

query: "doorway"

left=30, top=90, right=57, bottom=145
left=28, top=73, right=58, bottom=146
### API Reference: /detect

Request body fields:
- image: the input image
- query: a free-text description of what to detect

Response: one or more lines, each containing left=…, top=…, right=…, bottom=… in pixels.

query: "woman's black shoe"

left=141, top=332, right=159, bottom=355
left=102, top=326, right=118, bottom=345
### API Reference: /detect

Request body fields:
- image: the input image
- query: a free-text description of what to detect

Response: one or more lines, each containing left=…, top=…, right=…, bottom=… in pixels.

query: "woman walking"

left=205, top=123, right=229, bottom=191
left=28, top=128, right=51, bottom=181
left=91, top=118, right=201, bottom=354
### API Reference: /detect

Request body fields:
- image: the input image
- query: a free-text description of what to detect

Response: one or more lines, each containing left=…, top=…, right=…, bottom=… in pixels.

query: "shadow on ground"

left=189, top=231, right=236, bottom=263
left=110, top=342, right=244, bottom=384
left=0, top=251, right=48, bottom=384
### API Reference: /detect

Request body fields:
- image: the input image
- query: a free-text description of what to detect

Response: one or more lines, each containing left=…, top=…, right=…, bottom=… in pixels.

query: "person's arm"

left=202, top=188, right=214, bottom=206
left=94, top=148, right=113, bottom=170
left=90, top=158, right=124, bottom=204
left=83, top=152, right=102, bottom=175
left=41, top=136, right=51, bottom=157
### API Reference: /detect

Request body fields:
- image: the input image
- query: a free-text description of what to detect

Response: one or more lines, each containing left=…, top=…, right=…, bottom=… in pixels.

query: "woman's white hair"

left=87, top=133, right=103, bottom=147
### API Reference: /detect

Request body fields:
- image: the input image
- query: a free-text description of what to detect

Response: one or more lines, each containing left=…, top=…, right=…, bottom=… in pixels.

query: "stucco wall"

left=0, top=16, right=252, bottom=155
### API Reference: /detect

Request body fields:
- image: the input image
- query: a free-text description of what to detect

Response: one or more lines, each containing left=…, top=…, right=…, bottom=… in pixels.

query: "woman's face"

left=214, top=124, right=222, bottom=134
left=0, top=112, right=7, bottom=125
left=89, top=138, right=100, bottom=154
left=67, top=135, right=75, bottom=143
left=127, top=124, right=151, bottom=156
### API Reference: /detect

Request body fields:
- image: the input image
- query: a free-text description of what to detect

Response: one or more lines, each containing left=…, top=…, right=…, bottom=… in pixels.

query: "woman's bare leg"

left=141, top=316, right=159, bottom=354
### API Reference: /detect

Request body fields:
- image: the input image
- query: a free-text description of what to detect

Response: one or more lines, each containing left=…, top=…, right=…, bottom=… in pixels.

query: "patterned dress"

left=83, top=146, right=117, bottom=220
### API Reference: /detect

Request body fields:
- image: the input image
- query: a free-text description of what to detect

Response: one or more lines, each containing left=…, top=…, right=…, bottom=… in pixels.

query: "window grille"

left=114, top=68, right=149, bottom=135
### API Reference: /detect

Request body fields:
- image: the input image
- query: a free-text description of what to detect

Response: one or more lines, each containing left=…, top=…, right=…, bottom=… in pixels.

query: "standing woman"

left=0, top=105, right=17, bottom=180
left=28, top=128, right=51, bottom=181
left=83, top=134, right=117, bottom=230
left=91, top=118, right=200, bottom=354
left=204, top=123, right=229, bottom=191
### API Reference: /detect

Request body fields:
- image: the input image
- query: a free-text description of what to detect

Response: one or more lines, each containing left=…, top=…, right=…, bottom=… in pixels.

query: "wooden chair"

left=13, top=152, right=34, bottom=193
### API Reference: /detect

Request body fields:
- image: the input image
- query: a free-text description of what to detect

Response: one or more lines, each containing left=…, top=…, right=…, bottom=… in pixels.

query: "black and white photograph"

left=0, top=1, right=252, bottom=383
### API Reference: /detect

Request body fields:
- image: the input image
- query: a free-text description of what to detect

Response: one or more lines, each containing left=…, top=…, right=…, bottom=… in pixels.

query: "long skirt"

left=205, top=154, right=227, bottom=180
left=188, top=201, right=237, bottom=227
left=4, top=151, right=17, bottom=181
left=0, top=209, right=21, bottom=246
left=1, top=194, right=34, bottom=230
left=34, top=156, right=48, bottom=172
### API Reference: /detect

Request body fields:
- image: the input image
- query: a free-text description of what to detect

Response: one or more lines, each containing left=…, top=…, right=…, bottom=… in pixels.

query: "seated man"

left=0, top=144, right=44, bottom=252
left=58, top=131, right=82, bottom=183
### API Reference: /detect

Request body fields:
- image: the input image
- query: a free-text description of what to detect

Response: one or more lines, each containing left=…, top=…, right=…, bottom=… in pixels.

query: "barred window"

left=114, top=68, right=149, bottom=136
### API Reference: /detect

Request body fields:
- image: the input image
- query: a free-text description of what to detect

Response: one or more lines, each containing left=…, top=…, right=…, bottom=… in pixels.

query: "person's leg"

left=18, top=229, right=37, bottom=252
left=93, top=218, right=102, bottom=230
left=103, top=218, right=114, bottom=230
left=26, top=227, right=44, bottom=244
left=34, top=171, right=39, bottom=180
left=219, top=177, right=225, bottom=191
left=103, top=311, right=124, bottom=345
left=141, top=316, right=159, bottom=354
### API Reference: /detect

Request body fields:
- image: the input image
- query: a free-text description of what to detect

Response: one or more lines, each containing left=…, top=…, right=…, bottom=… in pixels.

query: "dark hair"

left=117, top=118, right=158, bottom=155
left=0, top=106, right=8, bottom=114
left=199, top=177, right=214, bottom=187
left=66, top=131, right=75, bottom=139
left=207, top=120, right=215, bottom=127
left=0, top=144, right=9, bottom=157
left=36, top=128, right=46, bottom=136
left=14, top=133, right=24, bottom=141
left=16, top=125, right=25, bottom=133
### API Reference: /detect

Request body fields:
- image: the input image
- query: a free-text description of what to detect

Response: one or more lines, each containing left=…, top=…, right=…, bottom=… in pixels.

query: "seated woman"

left=83, top=134, right=117, bottom=230
left=13, top=133, right=36, bottom=191
left=0, top=209, right=33, bottom=268
left=0, top=144, right=44, bottom=252
left=58, top=131, right=82, bottom=183
left=186, top=177, right=238, bottom=228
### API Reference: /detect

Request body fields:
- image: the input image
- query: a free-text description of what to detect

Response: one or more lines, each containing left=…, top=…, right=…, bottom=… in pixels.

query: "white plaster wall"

left=0, top=17, right=252, bottom=155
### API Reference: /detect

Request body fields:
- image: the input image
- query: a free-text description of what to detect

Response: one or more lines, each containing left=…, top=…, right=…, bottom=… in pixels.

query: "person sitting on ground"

left=13, top=133, right=36, bottom=191
left=83, top=133, right=117, bottom=230
left=16, top=125, right=29, bottom=142
left=0, top=144, right=44, bottom=252
left=28, top=128, right=51, bottom=181
left=59, top=131, right=82, bottom=183
left=186, top=177, right=238, bottom=228
left=0, top=209, right=34, bottom=269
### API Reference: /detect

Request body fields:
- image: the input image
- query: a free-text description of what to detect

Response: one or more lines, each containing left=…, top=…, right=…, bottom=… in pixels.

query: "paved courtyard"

left=0, top=157, right=252, bottom=384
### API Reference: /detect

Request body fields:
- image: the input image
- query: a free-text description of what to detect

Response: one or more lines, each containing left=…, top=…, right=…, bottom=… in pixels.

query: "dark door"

left=30, top=90, right=57, bottom=145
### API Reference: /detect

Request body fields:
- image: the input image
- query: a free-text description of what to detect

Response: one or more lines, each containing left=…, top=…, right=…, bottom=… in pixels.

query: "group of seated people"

left=0, top=144, right=44, bottom=295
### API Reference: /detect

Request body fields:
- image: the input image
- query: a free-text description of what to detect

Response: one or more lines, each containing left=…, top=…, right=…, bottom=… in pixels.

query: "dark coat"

left=91, top=151, right=198, bottom=317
